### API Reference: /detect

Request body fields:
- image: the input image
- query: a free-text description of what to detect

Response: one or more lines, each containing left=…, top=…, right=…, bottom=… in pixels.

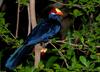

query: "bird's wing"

left=25, top=21, right=61, bottom=46
left=24, top=21, right=51, bottom=45
left=40, top=22, right=61, bottom=42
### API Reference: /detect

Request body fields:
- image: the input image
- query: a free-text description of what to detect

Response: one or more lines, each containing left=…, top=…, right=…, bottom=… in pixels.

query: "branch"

left=29, top=0, right=42, bottom=68
left=4, top=26, right=16, bottom=39
left=30, top=0, right=36, bottom=28
left=49, top=42, right=69, bottom=68
left=34, top=44, right=42, bottom=67
left=15, top=0, right=20, bottom=38
left=55, top=40, right=100, bottom=49
left=27, top=4, right=31, bottom=35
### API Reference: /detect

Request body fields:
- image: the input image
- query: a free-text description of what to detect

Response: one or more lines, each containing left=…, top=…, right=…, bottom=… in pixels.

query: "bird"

left=5, top=7, right=63, bottom=70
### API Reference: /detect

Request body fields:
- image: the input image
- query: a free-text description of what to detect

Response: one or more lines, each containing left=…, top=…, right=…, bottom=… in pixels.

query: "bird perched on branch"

left=5, top=7, right=63, bottom=70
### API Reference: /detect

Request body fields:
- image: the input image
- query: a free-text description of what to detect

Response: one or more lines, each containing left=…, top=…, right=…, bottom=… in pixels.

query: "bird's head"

left=48, top=8, right=63, bottom=21
left=49, top=7, right=63, bottom=16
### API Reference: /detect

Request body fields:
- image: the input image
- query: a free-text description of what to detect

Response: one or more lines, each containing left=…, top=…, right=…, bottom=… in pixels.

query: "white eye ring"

left=51, top=12, right=56, bottom=15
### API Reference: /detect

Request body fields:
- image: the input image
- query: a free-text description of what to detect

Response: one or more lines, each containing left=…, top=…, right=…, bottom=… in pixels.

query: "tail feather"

left=5, top=45, right=32, bottom=69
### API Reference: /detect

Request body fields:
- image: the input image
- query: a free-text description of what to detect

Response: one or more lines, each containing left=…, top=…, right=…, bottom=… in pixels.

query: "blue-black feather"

left=5, top=13, right=61, bottom=69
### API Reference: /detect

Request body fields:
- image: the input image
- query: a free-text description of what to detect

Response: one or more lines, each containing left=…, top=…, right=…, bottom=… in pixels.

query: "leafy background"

left=0, top=0, right=100, bottom=72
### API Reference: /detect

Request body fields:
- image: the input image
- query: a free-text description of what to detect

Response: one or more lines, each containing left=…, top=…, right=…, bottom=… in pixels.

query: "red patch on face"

left=49, top=8, right=63, bottom=16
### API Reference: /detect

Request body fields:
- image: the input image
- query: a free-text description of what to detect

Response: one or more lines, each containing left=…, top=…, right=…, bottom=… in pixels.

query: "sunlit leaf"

left=79, top=56, right=89, bottom=67
left=73, top=9, right=82, bottom=17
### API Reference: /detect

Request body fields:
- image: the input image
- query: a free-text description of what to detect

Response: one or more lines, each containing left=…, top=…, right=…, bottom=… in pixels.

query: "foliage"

left=0, top=12, right=23, bottom=47
left=34, top=0, right=100, bottom=71
left=0, top=12, right=23, bottom=70
left=0, top=0, right=100, bottom=72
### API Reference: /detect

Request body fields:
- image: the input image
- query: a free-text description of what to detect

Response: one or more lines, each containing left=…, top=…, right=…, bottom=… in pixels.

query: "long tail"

left=5, top=45, right=32, bottom=70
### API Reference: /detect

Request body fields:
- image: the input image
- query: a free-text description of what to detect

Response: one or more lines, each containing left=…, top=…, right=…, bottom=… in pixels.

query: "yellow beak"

left=55, top=8, right=63, bottom=16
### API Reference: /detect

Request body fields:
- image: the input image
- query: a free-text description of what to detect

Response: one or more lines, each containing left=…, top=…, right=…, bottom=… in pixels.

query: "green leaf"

left=79, top=56, right=88, bottom=67
left=38, top=62, right=45, bottom=69
left=79, top=0, right=89, bottom=3
left=96, top=14, right=100, bottom=22
left=53, top=64, right=60, bottom=69
left=80, top=36, right=84, bottom=44
left=94, top=0, right=100, bottom=4
left=55, top=68, right=68, bottom=72
left=16, top=0, right=29, bottom=6
left=44, top=69, right=54, bottom=72
left=61, top=43, right=68, bottom=49
left=71, top=56, right=82, bottom=69
left=95, top=67, right=100, bottom=71
left=73, top=9, right=82, bottom=17
left=0, top=12, right=5, bottom=17
left=66, top=48, right=74, bottom=59
left=73, top=31, right=81, bottom=38
left=23, top=67, right=33, bottom=72
left=46, top=56, right=58, bottom=68
left=90, top=63, right=95, bottom=69
left=90, top=55, right=97, bottom=59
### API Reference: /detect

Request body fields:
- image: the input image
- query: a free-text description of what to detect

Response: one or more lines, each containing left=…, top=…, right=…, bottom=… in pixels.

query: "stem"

left=30, top=0, right=36, bottom=28
left=3, top=25, right=16, bottom=39
left=27, top=4, right=31, bottom=35
left=56, top=40, right=100, bottom=49
left=15, top=0, right=20, bottom=38
left=34, top=44, right=42, bottom=68
left=29, top=0, right=42, bottom=68
left=49, top=42, right=69, bottom=68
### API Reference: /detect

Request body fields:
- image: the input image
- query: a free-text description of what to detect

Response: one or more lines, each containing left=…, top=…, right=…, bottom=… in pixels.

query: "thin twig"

left=96, top=46, right=100, bottom=49
left=3, top=26, right=16, bottom=39
left=89, top=13, right=93, bottom=33
left=50, top=0, right=83, bottom=8
left=49, top=42, right=69, bottom=68
left=27, top=4, right=31, bottom=35
left=15, top=0, right=20, bottom=38
left=55, top=40, right=100, bottom=49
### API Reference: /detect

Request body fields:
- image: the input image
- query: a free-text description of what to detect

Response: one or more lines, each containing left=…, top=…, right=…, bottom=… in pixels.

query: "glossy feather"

left=5, top=13, right=61, bottom=69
